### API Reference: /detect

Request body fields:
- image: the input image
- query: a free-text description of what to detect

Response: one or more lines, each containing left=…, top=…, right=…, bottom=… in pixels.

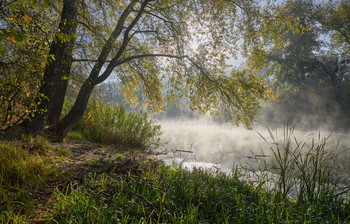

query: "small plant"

left=56, top=146, right=72, bottom=157
left=0, top=211, right=26, bottom=224
left=114, top=154, right=124, bottom=160
left=66, top=131, right=85, bottom=142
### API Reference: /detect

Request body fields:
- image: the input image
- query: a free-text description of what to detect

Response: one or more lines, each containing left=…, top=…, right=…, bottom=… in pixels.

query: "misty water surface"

left=156, top=119, right=350, bottom=186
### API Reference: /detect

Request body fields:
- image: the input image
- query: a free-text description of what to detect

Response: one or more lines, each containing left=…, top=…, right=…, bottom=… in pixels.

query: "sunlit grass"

left=47, top=156, right=350, bottom=223
left=0, top=135, right=59, bottom=223
left=66, top=131, right=85, bottom=142
left=64, top=99, right=162, bottom=148
left=1, top=119, right=349, bottom=223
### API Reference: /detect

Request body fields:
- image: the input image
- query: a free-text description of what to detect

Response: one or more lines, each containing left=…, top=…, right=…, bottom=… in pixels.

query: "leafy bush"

left=65, top=99, right=161, bottom=148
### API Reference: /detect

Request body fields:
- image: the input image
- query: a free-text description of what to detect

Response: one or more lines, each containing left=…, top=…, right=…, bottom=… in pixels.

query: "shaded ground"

left=28, top=139, right=157, bottom=223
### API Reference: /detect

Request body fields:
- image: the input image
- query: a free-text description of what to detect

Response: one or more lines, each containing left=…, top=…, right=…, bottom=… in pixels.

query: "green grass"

left=64, top=99, right=162, bottom=148
left=46, top=157, right=350, bottom=224
left=0, top=135, right=59, bottom=223
left=0, top=132, right=349, bottom=223
left=1, top=110, right=349, bottom=223
left=66, top=131, right=85, bottom=142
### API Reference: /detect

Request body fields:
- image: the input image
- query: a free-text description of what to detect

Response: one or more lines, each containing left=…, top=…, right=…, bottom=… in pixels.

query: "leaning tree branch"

left=72, top=58, right=111, bottom=62
left=94, top=0, right=153, bottom=84
left=88, top=0, right=138, bottom=80
left=336, top=28, right=350, bottom=45
left=227, top=0, right=244, bottom=10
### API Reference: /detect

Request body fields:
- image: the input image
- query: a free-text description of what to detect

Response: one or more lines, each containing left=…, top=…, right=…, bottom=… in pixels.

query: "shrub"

left=65, top=99, right=161, bottom=148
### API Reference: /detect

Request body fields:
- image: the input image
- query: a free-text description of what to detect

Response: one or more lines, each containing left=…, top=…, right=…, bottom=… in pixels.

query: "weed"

left=0, top=211, right=26, bottom=224
left=114, top=154, right=124, bottom=160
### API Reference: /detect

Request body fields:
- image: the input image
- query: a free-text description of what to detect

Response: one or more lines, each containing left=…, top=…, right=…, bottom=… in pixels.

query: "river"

left=155, top=119, right=350, bottom=198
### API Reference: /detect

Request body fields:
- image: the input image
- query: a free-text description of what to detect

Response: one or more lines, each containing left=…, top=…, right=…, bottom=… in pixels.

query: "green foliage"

left=66, top=131, right=85, bottom=142
left=317, top=0, right=350, bottom=56
left=0, top=0, right=58, bottom=130
left=48, top=157, right=350, bottom=223
left=239, top=0, right=350, bottom=122
left=65, top=99, right=162, bottom=148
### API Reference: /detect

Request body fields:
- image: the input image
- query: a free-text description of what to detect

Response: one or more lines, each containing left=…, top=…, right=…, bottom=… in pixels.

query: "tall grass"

left=48, top=157, right=350, bottom=223
left=48, top=163, right=278, bottom=223
left=253, top=125, right=350, bottom=214
left=64, top=99, right=161, bottom=148
left=0, top=135, right=54, bottom=188
left=0, top=135, right=58, bottom=223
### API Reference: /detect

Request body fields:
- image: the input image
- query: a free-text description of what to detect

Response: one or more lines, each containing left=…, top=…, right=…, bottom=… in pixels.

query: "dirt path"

left=28, top=140, right=125, bottom=223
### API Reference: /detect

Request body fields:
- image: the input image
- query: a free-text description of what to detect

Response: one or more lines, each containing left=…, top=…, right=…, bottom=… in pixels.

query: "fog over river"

left=155, top=119, right=350, bottom=197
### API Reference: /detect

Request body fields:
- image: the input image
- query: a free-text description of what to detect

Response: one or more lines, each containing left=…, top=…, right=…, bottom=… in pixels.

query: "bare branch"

left=227, top=0, right=244, bottom=10
left=95, top=0, right=153, bottom=84
left=336, top=28, right=350, bottom=45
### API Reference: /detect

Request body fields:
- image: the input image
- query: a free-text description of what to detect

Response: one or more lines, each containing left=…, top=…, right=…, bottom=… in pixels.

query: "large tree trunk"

left=50, top=0, right=148, bottom=142
left=22, top=0, right=78, bottom=134
left=46, top=76, right=70, bottom=126
left=51, top=81, right=94, bottom=142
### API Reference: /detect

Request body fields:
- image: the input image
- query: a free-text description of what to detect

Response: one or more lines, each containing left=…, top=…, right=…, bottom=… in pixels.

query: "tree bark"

left=22, top=0, right=78, bottom=134
left=46, top=75, right=69, bottom=126
left=51, top=80, right=94, bottom=141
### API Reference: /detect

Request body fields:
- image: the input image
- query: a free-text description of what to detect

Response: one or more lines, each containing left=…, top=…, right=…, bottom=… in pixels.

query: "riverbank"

left=1, top=133, right=349, bottom=223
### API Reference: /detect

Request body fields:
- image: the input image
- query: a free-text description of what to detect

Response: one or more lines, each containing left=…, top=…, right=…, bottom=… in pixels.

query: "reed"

left=254, top=125, right=349, bottom=217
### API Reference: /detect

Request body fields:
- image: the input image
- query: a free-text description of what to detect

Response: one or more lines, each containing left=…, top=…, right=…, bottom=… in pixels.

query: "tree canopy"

left=1, top=0, right=348, bottom=140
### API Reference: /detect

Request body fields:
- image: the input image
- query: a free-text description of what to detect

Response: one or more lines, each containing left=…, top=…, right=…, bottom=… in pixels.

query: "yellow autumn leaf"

left=10, top=36, right=16, bottom=44
left=24, top=14, right=32, bottom=24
